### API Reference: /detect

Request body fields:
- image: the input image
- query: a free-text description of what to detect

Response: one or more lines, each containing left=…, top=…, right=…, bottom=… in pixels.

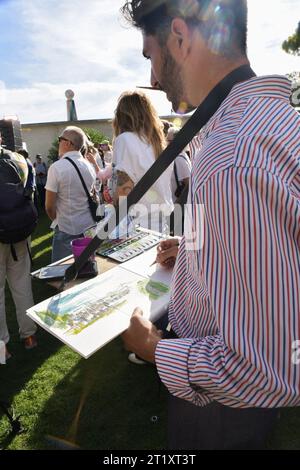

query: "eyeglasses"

left=58, top=136, right=73, bottom=144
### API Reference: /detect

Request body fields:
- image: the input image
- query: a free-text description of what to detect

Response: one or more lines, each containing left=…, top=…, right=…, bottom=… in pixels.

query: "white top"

left=95, top=151, right=105, bottom=170
left=170, top=152, right=192, bottom=202
left=103, top=150, right=113, bottom=164
left=45, top=151, right=96, bottom=235
left=113, top=132, right=174, bottom=232
left=35, top=161, right=47, bottom=185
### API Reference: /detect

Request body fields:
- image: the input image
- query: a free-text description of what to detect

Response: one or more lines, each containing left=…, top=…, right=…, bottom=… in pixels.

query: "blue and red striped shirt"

left=155, top=75, right=300, bottom=408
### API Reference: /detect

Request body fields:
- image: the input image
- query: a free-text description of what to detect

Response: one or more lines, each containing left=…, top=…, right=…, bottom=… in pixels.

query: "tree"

left=47, top=127, right=110, bottom=164
left=285, top=72, right=300, bottom=109
left=47, top=138, right=59, bottom=164
left=83, top=127, right=109, bottom=146
left=282, top=22, right=300, bottom=56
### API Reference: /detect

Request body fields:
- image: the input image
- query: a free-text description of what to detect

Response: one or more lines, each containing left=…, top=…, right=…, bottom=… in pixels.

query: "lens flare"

left=177, top=101, right=189, bottom=115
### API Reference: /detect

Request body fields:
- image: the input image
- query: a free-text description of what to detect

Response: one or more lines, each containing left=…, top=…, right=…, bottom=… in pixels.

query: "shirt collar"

left=200, top=75, right=292, bottom=138
left=225, top=74, right=292, bottom=104
left=62, top=150, right=82, bottom=159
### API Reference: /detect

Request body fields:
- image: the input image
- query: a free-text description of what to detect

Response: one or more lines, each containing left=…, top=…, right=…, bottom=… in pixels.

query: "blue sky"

left=0, top=0, right=299, bottom=123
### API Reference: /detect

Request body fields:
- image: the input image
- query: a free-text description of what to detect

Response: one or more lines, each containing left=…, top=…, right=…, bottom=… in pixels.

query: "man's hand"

left=121, top=308, right=163, bottom=363
left=155, top=237, right=180, bottom=268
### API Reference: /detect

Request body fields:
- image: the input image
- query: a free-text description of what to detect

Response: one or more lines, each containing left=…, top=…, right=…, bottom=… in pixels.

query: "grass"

left=0, top=213, right=167, bottom=450
left=0, top=213, right=299, bottom=450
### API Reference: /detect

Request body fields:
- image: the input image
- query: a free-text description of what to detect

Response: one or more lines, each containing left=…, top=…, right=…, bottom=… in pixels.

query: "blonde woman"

left=112, top=90, right=173, bottom=233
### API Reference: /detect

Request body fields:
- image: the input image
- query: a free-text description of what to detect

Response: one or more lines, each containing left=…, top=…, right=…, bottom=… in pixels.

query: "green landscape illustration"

left=34, top=278, right=169, bottom=336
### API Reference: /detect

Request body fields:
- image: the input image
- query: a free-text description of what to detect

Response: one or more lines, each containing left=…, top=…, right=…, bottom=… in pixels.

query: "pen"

left=149, top=239, right=180, bottom=267
left=150, top=256, right=176, bottom=267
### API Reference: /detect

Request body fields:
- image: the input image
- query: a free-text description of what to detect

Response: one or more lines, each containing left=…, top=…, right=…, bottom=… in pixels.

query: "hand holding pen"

left=150, top=238, right=180, bottom=268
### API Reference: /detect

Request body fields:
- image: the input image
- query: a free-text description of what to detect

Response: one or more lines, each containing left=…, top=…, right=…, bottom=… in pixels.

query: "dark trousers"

left=168, top=393, right=280, bottom=450
left=37, top=184, right=45, bottom=209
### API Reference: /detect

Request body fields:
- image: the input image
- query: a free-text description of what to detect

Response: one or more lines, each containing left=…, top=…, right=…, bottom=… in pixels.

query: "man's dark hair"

left=121, top=0, right=248, bottom=57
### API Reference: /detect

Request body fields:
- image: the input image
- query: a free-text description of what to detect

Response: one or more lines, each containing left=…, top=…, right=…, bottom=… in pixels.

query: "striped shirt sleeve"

left=155, top=164, right=300, bottom=408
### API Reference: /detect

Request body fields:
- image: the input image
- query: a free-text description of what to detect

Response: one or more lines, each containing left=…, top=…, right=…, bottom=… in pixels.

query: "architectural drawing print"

left=27, top=250, right=173, bottom=358
left=33, top=276, right=169, bottom=336
left=35, top=284, right=131, bottom=335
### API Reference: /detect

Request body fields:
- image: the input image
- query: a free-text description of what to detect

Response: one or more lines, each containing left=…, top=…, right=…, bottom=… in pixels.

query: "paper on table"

left=121, top=245, right=173, bottom=280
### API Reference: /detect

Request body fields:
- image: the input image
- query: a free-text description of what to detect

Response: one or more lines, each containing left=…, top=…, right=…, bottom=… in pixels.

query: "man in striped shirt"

left=121, top=0, right=300, bottom=449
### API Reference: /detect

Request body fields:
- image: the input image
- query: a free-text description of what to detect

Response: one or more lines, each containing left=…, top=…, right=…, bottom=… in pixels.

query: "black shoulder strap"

left=174, top=160, right=180, bottom=189
left=63, top=64, right=256, bottom=285
left=177, top=152, right=190, bottom=163
left=65, top=157, right=93, bottom=202
left=173, top=152, right=189, bottom=189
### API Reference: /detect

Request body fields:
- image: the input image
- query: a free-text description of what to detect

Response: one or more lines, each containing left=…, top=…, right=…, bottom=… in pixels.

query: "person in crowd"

left=0, top=134, right=37, bottom=357
left=161, top=119, right=174, bottom=138
left=112, top=90, right=174, bottom=233
left=84, top=141, right=107, bottom=218
left=91, top=145, right=114, bottom=203
left=100, top=140, right=113, bottom=164
left=18, top=149, right=37, bottom=204
left=45, top=126, right=97, bottom=262
left=166, top=127, right=191, bottom=203
left=112, top=90, right=174, bottom=365
left=34, top=154, right=47, bottom=210
left=121, top=0, right=300, bottom=449
left=85, top=142, right=108, bottom=184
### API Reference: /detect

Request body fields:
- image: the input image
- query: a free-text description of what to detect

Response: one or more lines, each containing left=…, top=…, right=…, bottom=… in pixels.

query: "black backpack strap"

left=174, top=160, right=180, bottom=191
left=65, top=157, right=93, bottom=202
left=63, top=64, right=256, bottom=286
left=9, top=242, right=32, bottom=263
left=10, top=244, right=18, bottom=262
left=26, top=240, right=33, bottom=266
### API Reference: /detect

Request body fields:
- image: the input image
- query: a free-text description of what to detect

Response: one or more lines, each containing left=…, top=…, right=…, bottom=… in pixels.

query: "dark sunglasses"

left=58, top=136, right=73, bottom=144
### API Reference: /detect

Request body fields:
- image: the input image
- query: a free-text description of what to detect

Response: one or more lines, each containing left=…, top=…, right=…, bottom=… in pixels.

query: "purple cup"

left=71, top=237, right=95, bottom=260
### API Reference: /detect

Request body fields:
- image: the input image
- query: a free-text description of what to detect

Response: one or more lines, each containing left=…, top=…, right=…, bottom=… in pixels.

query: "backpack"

left=0, top=148, right=38, bottom=244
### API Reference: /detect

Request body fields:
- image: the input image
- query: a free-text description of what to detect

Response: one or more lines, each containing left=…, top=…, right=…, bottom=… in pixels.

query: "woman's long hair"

left=113, top=90, right=165, bottom=159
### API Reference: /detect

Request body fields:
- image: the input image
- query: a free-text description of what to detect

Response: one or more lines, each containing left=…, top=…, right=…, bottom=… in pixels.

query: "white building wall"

left=21, top=119, right=114, bottom=163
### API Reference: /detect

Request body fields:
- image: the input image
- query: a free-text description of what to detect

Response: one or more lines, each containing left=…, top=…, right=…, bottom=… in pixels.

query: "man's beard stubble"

left=160, top=49, right=195, bottom=114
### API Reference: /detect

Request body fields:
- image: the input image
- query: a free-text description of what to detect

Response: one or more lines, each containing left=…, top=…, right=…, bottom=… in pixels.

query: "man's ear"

left=169, top=18, right=192, bottom=61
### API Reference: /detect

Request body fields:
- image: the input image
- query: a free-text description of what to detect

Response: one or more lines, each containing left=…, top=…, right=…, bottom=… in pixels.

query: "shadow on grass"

left=27, top=338, right=168, bottom=450
left=0, top=213, right=62, bottom=448
left=2, top=213, right=297, bottom=450
left=31, top=238, right=53, bottom=260
left=0, top=283, right=64, bottom=447
left=0, top=212, right=167, bottom=450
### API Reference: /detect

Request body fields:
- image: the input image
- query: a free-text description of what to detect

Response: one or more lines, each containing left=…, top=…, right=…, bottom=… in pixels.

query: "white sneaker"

left=128, top=353, right=147, bottom=365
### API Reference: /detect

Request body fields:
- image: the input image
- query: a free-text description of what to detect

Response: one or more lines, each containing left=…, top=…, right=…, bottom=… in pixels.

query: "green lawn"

left=0, top=213, right=299, bottom=450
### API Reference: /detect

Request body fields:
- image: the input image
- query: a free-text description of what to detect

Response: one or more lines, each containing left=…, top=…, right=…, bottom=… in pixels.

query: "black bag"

left=88, top=188, right=100, bottom=222
left=0, top=149, right=38, bottom=244
left=174, top=153, right=190, bottom=199
left=65, top=157, right=103, bottom=223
